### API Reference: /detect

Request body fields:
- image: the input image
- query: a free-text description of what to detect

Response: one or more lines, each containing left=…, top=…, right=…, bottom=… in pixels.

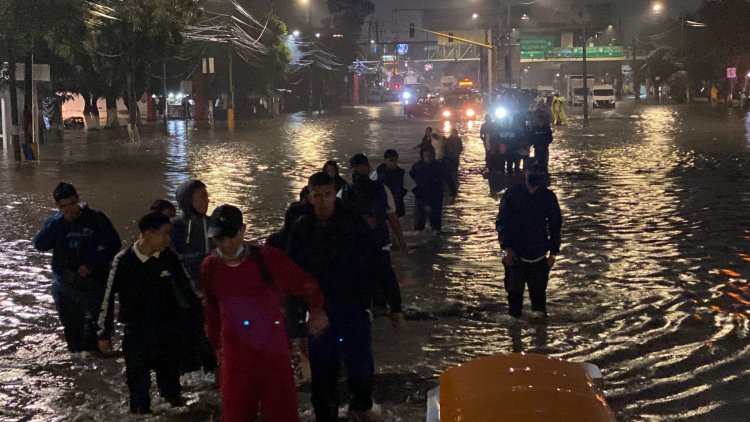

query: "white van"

left=592, top=85, right=616, bottom=108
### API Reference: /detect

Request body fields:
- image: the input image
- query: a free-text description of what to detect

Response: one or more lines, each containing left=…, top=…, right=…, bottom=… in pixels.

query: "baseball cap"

left=208, top=205, right=243, bottom=238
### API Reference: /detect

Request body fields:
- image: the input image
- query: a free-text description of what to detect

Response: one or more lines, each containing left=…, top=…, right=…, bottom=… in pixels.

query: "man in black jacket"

left=287, top=172, right=393, bottom=422
left=99, top=212, right=197, bottom=414
left=496, top=164, right=562, bottom=318
left=33, top=182, right=121, bottom=353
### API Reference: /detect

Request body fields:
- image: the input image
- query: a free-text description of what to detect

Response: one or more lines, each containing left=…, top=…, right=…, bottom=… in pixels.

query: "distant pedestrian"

left=481, top=114, right=496, bottom=171
left=33, top=182, right=121, bottom=353
left=496, top=164, right=562, bottom=318
left=322, top=160, right=347, bottom=193
left=442, top=128, right=464, bottom=183
left=98, top=212, right=196, bottom=414
left=529, top=103, right=553, bottom=171
left=202, top=205, right=329, bottom=422
left=287, top=172, right=396, bottom=422
left=150, top=199, right=176, bottom=219
left=552, top=93, right=567, bottom=126
left=430, top=132, right=445, bottom=160
left=414, top=126, right=433, bottom=151
left=375, top=149, right=408, bottom=218
left=342, top=153, right=406, bottom=310
left=170, top=179, right=216, bottom=373
left=409, top=146, right=457, bottom=232
left=490, top=115, right=518, bottom=173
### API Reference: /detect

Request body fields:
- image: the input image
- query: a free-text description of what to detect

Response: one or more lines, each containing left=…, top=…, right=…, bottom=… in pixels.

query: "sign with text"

left=520, top=37, right=555, bottom=52
left=727, top=67, right=736, bottom=78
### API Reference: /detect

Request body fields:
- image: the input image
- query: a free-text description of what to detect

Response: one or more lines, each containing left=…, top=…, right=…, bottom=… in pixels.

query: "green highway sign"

left=520, top=37, right=555, bottom=52
left=520, top=46, right=625, bottom=60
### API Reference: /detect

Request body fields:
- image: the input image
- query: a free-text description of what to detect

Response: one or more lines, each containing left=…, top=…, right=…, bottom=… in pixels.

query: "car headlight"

left=495, top=107, right=508, bottom=119
left=466, top=108, right=475, bottom=117
left=442, top=110, right=451, bottom=118
left=402, top=92, right=411, bottom=100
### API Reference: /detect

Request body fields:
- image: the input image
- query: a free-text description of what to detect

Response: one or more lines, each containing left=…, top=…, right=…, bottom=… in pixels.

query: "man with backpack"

left=201, top=204, right=329, bottom=421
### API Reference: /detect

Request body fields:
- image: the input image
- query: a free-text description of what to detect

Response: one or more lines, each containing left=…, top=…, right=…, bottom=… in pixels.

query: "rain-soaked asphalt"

left=1, top=100, right=750, bottom=421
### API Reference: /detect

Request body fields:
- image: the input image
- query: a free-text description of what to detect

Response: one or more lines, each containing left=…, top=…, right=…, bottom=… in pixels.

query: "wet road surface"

left=1, top=100, right=750, bottom=421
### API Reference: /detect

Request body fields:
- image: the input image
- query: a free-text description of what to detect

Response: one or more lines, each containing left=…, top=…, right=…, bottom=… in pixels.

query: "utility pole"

left=8, top=52, right=20, bottom=161
left=162, top=62, right=168, bottom=132
left=227, top=42, right=235, bottom=130
left=632, top=36, right=639, bottom=101
left=582, top=25, right=589, bottom=126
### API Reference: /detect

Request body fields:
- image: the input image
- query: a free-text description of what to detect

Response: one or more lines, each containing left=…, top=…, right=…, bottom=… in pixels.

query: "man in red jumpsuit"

left=201, top=204, right=329, bottom=421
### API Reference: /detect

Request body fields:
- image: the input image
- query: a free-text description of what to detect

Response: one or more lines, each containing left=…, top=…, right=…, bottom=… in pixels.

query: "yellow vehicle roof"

left=439, top=353, right=616, bottom=422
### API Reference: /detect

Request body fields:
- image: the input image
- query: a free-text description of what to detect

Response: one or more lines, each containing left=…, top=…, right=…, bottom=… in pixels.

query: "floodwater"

left=1, top=100, right=750, bottom=421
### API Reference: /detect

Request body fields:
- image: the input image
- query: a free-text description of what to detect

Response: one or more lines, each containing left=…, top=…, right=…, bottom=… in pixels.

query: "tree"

left=323, top=0, right=374, bottom=106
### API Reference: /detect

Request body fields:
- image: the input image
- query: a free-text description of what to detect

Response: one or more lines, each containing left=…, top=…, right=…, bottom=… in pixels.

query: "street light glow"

left=472, top=13, right=479, bottom=20
left=292, top=30, right=300, bottom=37
left=316, top=33, right=321, bottom=38
left=521, top=13, right=530, bottom=20
left=652, top=2, right=663, bottom=13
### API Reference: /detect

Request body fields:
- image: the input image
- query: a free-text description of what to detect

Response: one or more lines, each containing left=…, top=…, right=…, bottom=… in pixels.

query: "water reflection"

left=1, top=101, right=750, bottom=420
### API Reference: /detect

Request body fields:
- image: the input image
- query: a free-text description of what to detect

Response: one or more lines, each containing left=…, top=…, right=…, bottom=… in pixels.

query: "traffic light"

left=409, top=23, right=415, bottom=38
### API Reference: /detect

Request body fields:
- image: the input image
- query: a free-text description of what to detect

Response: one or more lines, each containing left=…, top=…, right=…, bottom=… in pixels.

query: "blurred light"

left=652, top=2, right=663, bottom=13
left=439, top=97, right=444, bottom=102
left=316, top=33, right=321, bottom=38
left=292, top=30, right=300, bottom=37
left=556, top=73, right=561, bottom=77
left=472, top=13, right=479, bottom=20
left=299, top=0, right=309, bottom=3
left=402, top=92, right=411, bottom=100
left=332, top=33, right=343, bottom=38
left=243, top=320, right=250, bottom=326
left=168, top=92, right=175, bottom=98
left=176, top=93, right=184, bottom=100
left=466, top=108, right=475, bottom=118
left=747, top=71, right=750, bottom=78
left=521, top=13, right=529, bottom=20
left=442, top=110, right=451, bottom=118
left=370, top=39, right=375, bottom=43
left=151, top=94, right=157, bottom=99
left=495, top=107, right=508, bottom=119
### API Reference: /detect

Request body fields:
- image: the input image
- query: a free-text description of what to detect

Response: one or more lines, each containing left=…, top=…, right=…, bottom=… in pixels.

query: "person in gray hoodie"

left=170, top=179, right=216, bottom=372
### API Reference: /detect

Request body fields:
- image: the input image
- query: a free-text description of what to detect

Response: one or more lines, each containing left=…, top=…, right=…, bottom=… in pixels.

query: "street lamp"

left=652, top=2, right=664, bottom=14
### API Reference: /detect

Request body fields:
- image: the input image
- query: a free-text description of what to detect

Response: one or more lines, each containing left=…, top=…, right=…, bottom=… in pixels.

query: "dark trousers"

left=414, top=196, right=444, bottom=231
left=52, top=279, right=113, bottom=352
left=370, top=250, right=401, bottom=311
left=534, top=144, right=549, bottom=170
left=180, top=304, right=217, bottom=373
left=123, top=323, right=182, bottom=412
left=309, top=307, right=373, bottom=421
left=504, top=259, right=550, bottom=317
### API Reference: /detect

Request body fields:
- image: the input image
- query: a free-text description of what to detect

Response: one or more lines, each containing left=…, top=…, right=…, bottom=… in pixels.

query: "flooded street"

left=2, top=100, right=750, bottom=421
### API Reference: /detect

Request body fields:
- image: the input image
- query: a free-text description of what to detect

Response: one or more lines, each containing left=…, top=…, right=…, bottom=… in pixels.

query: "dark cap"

left=208, top=205, right=243, bottom=238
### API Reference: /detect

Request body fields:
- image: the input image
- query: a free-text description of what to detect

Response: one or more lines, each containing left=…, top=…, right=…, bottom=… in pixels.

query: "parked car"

left=63, top=116, right=85, bottom=129
left=404, top=97, right=439, bottom=118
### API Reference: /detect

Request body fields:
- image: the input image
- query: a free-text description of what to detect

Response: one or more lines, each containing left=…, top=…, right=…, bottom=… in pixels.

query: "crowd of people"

left=31, top=117, right=563, bottom=420
left=480, top=100, right=555, bottom=174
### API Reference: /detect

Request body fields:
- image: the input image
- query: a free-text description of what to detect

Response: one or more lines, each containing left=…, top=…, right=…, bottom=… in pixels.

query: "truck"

left=566, top=75, right=596, bottom=107
left=592, top=84, right=616, bottom=108
left=440, top=76, right=457, bottom=92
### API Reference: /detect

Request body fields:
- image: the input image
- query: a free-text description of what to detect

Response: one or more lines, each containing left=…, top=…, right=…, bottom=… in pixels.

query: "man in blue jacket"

left=33, top=182, right=121, bottom=353
left=496, top=164, right=562, bottom=318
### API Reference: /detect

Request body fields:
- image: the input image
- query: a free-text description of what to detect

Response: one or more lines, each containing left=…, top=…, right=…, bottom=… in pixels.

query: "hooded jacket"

left=496, top=184, right=562, bottom=260
left=33, top=205, right=121, bottom=286
left=171, top=180, right=210, bottom=291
